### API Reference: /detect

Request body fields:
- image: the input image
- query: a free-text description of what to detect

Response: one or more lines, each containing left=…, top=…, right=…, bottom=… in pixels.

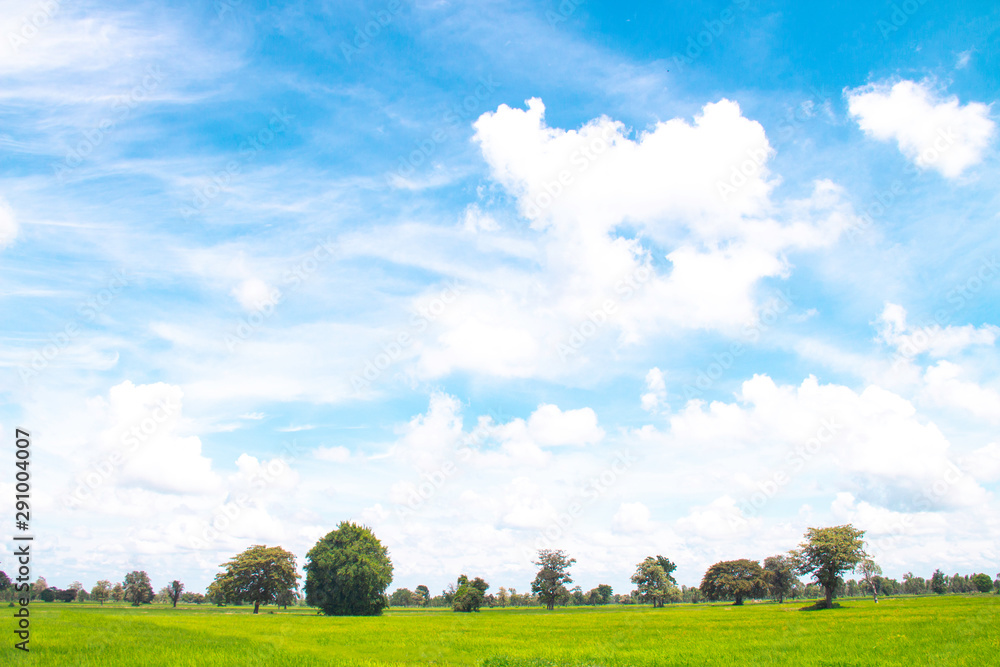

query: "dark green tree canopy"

left=763, top=555, right=797, bottom=604
left=700, top=559, right=767, bottom=605
left=452, top=574, right=489, bottom=612
left=305, top=521, right=393, bottom=616
left=791, top=525, right=867, bottom=608
left=217, top=544, right=300, bottom=614
left=531, top=549, right=575, bottom=611
left=123, top=570, right=155, bottom=606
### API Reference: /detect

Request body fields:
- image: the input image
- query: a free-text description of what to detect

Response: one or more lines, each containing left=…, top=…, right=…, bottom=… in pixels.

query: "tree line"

left=3, top=523, right=998, bottom=612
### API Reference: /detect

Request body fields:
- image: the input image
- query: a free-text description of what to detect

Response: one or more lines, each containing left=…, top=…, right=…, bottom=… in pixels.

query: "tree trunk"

left=172, top=600, right=177, bottom=608
left=824, top=586, right=834, bottom=608
left=734, top=595, right=743, bottom=606
left=546, top=601, right=554, bottom=610
left=254, top=601, right=260, bottom=614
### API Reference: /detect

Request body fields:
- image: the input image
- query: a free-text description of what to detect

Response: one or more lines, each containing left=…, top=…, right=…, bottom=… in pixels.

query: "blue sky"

left=1, top=0, right=999, bottom=596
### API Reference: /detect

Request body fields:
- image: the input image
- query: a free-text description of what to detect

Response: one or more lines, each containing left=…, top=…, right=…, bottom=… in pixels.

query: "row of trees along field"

left=3, top=523, right=998, bottom=611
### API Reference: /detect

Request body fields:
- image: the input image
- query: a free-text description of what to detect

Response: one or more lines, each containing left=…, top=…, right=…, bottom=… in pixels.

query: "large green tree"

left=217, top=544, right=300, bottom=614
left=631, top=557, right=680, bottom=607
left=452, top=575, right=489, bottom=612
left=123, top=570, right=154, bottom=606
left=700, top=559, right=767, bottom=605
left=762, top=555, right=797, bottom=604
left=791, top=525, right=868, bottom=608
left=531, top=549, right=575, bottom=610
left=304, top=522, right=393, bottom=616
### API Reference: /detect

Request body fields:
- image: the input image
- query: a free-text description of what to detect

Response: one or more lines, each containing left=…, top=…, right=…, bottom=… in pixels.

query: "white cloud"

left=641, top=367, right=667, bottom=413
left=97, top=380, right=222, bottom=496
left=612, top=501, right=652, bottom=534
left=314, top=445, right=351, bottom=463
left=875, top=302, right=999, bottom=358
left=922, top=361, right=1000, bottom=423
left=847, top=79, right=996, bottom=178
left=964, top=443, right=1000, bottom=483
left=0, top=197, right=16, bottom=248
left=526, top=403, right=604, bottom=447
left=232, top=278, right=278, bottom=312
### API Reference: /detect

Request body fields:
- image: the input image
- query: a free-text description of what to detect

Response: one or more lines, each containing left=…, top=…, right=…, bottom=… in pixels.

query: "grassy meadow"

left=6, top=595, right=997, bottom=666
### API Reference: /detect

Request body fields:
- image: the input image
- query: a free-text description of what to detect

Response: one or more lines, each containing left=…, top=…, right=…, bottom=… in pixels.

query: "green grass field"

left=6, top=596, right=997, bottom=666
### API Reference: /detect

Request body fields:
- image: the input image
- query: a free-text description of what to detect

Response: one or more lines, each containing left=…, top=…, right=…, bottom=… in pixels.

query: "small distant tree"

left=415, top=585, right=430, bottom=606
left=531, top=549, right=575, bottom=611
left=791, top=525, right=868, bottom=608
left=77, top=588, right=91, bottom=602
left=168, top=580, right=184, bottom=608
left=496, top=587, right=509, bottom=607
left=123, top=571, right=155, bottom=606
left=218, top=545, right=300, bottom=614
left=930, top=569, right=947, bottom=595
left=700, top=559, right=767, bottom=605
left=206, top=580, right=227, bottom=606
left=858, top=559, right=882, bottom=603
left=92, top=580, right=111, bottom=605
left=596, top=584, right=613, bottom=605
left=390, top=588, right=415, bottom=607
left=631, top=557, right=680, bottom=607
left=40, top=588, right=56, bottom=602
left=276, top=588, right=297, bottom=609
left=111, top=583, right=125, bottom=602
left=452, top=575, right=489, bottom=612
left=763, top=555, right=796, bottom=604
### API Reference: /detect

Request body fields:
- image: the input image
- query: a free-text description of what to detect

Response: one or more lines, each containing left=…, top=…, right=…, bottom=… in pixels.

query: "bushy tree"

left=930, top=569, right=947, bottom=594
left=452, top=575, right=489, bottom=612
left=531, top=549, right=575, bottom=610
left=390, top=588, right=414, bottom=607
left=92, top=580, right=111, bottom=605
left=700, top=559, right=767, bottom=605
left=123, top=571, right=154, bottom=606
left=40, top=588, right=55, bottom=602
left=217, top=545, right=300, bottom=614
left=763, top=555, right=796, bottom=604
left=631, top=557, right=680, bottom=607
left=305, top=522, right=393, bottom=616
left=791, top=525, right=867, bottom=608
left=111, top=583, right=125, bottom=602
left=415, top=585, right=430, bottom=606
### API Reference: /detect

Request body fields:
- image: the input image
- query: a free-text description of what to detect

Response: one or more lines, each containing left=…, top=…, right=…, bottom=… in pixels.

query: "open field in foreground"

left=7, top=595, right=998, bottom=666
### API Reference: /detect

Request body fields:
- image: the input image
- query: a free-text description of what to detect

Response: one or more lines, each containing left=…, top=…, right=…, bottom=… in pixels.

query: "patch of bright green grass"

left=6, top=595, right=997, bottom=665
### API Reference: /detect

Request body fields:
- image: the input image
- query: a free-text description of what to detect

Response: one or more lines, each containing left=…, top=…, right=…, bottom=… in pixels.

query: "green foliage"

left=631, top=557, right=680, bottom=607
left=390, top=588, right=415, bottom=607
left=531, top=549, right=575, bottom=610
left=762, top=555, right=796, bottom=603
left=930, top=569, right=948, bottom=594
left=217, top=544, right=300, bottom=614
left=415, top=585, right=430, bottom=606
left=91, top=580, right=111, bottom=605
left=791, top=524, right=867, bottom=607
left=167, top=580, right=184, bottom=608
left=304, top=521, right=393, bottom=616
left=17, top=596, right=1000, bottom=665
left=452, top=575, right=489, bottom=612
left=653, top=556, right=678, bottom=586
left=40, top=587, right=55, bottom=602
left=700, top=559, right=768, bottom=605
left=0, top=571, right=11, bottom=590
left=858, top=559, right=882, bottom=602
left=123, top=571, right=155, bottom=606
